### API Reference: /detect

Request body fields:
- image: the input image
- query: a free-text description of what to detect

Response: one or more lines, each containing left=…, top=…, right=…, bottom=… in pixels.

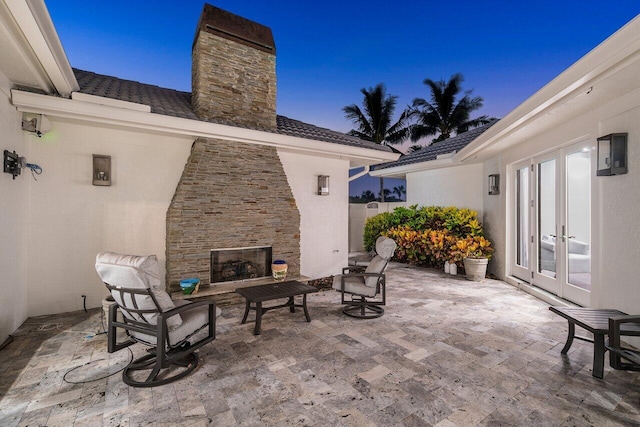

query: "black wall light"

left=488, top=174, right=500, bottom=195
left=317, top=175, right=329, bottom=195
left=597, top=133, right=627, bottom=176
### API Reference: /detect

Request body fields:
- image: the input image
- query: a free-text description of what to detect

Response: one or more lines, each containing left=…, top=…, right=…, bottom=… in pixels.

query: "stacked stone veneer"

left=191, top=5, right=276, bottom=130
left=166, top=138, right=301, bottom=292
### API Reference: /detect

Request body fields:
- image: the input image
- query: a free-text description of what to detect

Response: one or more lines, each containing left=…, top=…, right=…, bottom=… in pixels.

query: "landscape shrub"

left=363, top=205, right=492, bottom=268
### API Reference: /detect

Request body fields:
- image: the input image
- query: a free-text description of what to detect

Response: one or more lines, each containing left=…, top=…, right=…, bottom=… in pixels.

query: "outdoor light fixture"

left=488, top=174, right=500, bottom=195
left=93, top=154, right=111, bottom=186
left=21, top=113, right=52, bottom=137
left=597, top=133, right=627, bottom=176
left=317, top=175, right=329, bottom=195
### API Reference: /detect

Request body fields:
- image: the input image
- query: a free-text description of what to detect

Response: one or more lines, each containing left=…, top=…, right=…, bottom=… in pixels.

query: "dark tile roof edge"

left=71, top=68, right=392, bottom=153
left=372, top=120, right=499, bottom=171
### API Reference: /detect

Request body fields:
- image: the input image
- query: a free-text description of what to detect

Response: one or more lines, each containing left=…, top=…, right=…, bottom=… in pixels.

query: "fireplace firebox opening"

left=210, top=246, right=272, bottom=285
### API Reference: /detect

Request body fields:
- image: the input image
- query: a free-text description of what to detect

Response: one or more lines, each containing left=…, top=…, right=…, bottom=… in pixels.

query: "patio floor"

left=1, top=264, right=639, bottom=426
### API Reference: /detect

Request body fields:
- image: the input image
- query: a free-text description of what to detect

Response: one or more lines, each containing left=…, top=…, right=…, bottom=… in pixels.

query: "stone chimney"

left=166, top=5, right=300, bottom=295
left=192, top=4, right=277, bottom=130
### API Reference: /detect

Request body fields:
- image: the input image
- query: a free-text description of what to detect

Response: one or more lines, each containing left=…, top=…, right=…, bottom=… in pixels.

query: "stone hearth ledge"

left=171, top=275, right=310, bottom=302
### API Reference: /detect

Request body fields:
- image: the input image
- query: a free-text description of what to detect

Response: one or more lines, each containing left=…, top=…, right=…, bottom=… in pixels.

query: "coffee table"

left=236, top=280, right=317, bottom=335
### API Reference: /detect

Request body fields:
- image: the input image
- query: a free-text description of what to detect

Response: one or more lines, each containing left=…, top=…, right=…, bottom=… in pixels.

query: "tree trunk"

left=379, top=177, right=385, bottom=202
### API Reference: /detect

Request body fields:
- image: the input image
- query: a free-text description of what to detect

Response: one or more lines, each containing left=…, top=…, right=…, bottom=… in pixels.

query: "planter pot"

left=463, top=257, right=488, bottom=281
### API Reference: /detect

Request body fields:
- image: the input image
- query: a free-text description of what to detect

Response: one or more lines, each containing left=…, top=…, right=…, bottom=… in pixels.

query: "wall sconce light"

left=317, top=175, right=329, bottom=195
left=488, top=174, right=500, bottom=195
left=597, top=133, right=627, bottom=176
left=93, top=154, right=111, bottom=186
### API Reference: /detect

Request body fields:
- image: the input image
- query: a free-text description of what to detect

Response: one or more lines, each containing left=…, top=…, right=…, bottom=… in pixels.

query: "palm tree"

left=360, top=190, right=376, bottom=202
left=343, top=83, right=410, bottom=201
left=392, top=185, right=406, bottom=201
left=410, top=73, right=492, bottom=144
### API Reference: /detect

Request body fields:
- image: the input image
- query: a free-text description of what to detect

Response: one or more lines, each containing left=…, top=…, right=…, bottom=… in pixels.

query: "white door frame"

left=508, top=140, right=592, bottom=307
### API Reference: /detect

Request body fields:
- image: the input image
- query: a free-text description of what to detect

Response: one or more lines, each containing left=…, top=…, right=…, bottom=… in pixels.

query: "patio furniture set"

left=94, top=237, right=640, bottom=388
left=93, top=236, right=397, bottom=387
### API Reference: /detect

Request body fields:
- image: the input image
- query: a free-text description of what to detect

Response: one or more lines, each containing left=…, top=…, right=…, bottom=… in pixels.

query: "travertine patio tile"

left=2, top=264, right=639, bottom=426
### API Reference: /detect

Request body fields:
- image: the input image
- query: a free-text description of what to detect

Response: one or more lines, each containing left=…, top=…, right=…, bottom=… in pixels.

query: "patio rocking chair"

left=95, top=252, right=217, bottom=387
left=332, top=236, right=397, bottom=319
left=607, top=315, right=640, bottom=372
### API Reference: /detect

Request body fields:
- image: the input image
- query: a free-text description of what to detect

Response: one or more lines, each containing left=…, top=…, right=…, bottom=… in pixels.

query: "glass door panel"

left=533, top=154, right=560, bottom=295
left=537, top=159, right=556, bottom=278
left=516, top=166, right=529, bottom=269
left=565, top=147, right=591, bottom=296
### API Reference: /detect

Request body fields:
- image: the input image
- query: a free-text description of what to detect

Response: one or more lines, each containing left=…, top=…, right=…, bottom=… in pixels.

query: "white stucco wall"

left=0, top=74, right=30, bottom=344
left=348, top=202, right=406, bottom=252
left=406, top=163, right=484, bottom=216
left=26, top=118, right=194, bottom=316
left=278, top=151, right=349, bottom=279
left=482, top=87, right=640, bottom=315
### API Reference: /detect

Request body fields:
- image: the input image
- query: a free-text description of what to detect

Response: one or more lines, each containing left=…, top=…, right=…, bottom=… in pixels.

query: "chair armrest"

left=609, top=315, right=640, bottom=345
left=609, top=315, right=640, bottom=324
left=162, top=299, right=217, bottom=319
left=343, top=266, right=366, bottom=274
left=341, top=272, right=384, bottom=279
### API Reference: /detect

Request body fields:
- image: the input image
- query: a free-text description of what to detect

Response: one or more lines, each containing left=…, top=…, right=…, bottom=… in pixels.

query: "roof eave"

left=4, top=0, right=79, bottom=96
left=370, top=157, right=457, bottom=178
left=455, top=14, right=640, bottom=162
left=11, top=89, right=399, bottom=165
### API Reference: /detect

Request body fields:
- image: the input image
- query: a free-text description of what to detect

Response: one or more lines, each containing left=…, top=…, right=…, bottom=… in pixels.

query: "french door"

left=511, top=141, right=591, bottom=306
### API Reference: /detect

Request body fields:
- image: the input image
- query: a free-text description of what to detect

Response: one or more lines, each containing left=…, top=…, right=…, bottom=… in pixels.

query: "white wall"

left=0, top=73, right=30, bottom=343
left=483, top=88, right=640, bottom=315
left=26, top=118, right=194, bottom=316
left=278, top=151, right=349, bottom=279
left=406, top=163, right=484, bottom=216
left=348, top=202, right=406, bottom=252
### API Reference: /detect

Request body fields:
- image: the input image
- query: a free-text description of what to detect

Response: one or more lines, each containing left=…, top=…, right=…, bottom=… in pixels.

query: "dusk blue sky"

left=46, top=1, right=639, bottom=197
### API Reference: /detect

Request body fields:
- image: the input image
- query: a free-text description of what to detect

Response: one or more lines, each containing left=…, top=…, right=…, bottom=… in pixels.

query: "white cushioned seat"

left=94, top=251, right=218, bottom=387
left=333, top=236, right=397, bottom=318
left=95, top=252, right=182, bottom=331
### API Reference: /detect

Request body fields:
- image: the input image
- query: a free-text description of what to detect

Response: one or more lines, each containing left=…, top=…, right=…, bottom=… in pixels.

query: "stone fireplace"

left=165, top=5, right=300, bottom=293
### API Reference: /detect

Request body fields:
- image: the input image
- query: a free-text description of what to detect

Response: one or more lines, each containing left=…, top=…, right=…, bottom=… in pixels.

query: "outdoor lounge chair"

left=607, top=315, right=640, bottom=372
left=332, top=236, right=397, bottom=319
left=95, top=251, right=217, bottom=387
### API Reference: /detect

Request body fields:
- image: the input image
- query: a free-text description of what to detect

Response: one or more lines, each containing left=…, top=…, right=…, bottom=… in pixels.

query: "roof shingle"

left=371, top=120, right=498, bottom=171
left=72, top=69, right=391, bottom=153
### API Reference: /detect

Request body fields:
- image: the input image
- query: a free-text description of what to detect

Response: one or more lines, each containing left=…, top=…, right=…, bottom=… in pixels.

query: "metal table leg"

left=303, top=294, right=311, bottom=322
left=561, top=322, right=575, bottom=354
left=254, top=301, right=262, bottom=335
left=593, top=333, right=605, bottom=379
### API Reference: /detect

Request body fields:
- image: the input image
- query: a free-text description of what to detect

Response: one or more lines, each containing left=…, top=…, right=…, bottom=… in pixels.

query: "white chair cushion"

left=95, top=252, right=182, bottom=331
left=131, top=300, right=212, bottom=346
left=364, top=256, right=386, bottom=288
left=332, top=275, right=378, bottom=298
left=376, top=237, right=397, bottom=260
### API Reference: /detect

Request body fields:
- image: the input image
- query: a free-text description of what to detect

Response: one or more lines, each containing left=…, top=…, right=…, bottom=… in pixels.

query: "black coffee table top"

left=235, top=280, right=317, bottom=302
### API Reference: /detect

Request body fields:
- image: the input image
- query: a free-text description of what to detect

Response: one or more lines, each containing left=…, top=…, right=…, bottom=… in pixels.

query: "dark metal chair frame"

left=336, top=265, right=387, bottom=319
left=607, top=315, right=640, bottom=372
left=104, top=282, right=216, bottom=387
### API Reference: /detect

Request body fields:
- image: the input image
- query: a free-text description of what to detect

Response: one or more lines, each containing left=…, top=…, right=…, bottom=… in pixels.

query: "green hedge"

left=363, top=205, right=492, bottom=267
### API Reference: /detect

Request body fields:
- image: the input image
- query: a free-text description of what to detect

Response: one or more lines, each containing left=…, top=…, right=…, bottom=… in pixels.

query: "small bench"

left=550, top=306, right=640, bottom=378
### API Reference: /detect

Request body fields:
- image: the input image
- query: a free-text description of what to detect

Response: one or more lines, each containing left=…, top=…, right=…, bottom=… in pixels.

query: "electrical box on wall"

left=92, top=154, right=111, bottom=186
left=4, top=150, right=21, bottom=179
